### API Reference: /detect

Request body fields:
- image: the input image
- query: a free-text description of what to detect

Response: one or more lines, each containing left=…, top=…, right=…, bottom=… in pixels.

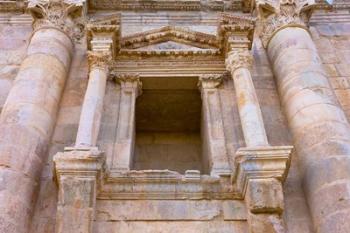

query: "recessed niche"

left=133, top=76, right=206, bottom=174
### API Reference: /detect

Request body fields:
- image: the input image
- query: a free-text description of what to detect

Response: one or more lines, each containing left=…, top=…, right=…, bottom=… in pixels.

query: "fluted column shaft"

left=0, top=24, right=73, bottom=233
left=226, top=50, right=269, bottom=147
left=75, top=52, right=110, bottom=147
left=268, top=26, right=350, bottom=233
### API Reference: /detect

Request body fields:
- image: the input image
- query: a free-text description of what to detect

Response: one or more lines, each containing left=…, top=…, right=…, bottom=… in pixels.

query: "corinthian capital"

left=254, top=0, right=316, bottom=48
left=87, top=51, right=111, bottom=71
left=114, top=73, right=143, bottom=96
left=198, top=74, right=223, bottom=89
left=28, top=0, right=86, bottom=41
left=225, top=50, right=253, bottom=72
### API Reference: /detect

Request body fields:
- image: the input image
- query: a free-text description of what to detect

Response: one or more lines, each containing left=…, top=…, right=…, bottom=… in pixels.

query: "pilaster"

left=110, top=73, right=142, bottom=172
left=198, top=74, right=231, bottom=176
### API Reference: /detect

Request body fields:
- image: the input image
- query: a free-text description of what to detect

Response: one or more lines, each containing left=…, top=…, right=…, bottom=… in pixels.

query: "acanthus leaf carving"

left=225, top=50, right=253, bottom=72
left=258, top=0, right=316, bottom=48
left=28, top=0, right=86, bottom=42
left=87, top=50, right=111, bottom=71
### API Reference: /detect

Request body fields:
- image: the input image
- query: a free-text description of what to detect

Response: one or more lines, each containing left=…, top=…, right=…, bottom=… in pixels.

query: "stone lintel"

left=232, top=146, right=293, bottom=198
left=54, top=147, right=105, bottom=183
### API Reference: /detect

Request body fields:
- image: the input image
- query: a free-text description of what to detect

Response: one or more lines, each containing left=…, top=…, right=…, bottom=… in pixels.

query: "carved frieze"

left=28, top=0, right=86, bottom=41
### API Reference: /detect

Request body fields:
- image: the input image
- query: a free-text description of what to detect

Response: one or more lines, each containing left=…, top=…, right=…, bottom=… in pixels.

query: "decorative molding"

left=101, top=170, right=240, bottom=200
left=88, top=0, right=241, bottom=12
left=218, top=13, right=255, bottom=55
left=1, top=0, right=350, bottom=12
left=87, top=50, right=111, bottom=70
left=27, top=0, right=86, bottom=41
left=253, top=0, right=316, bottom=48
left=198, top=74, right=223, bottom=89
left=232, top=146, right=293, bottom=198
left=225, top=50, right=253, bottom=72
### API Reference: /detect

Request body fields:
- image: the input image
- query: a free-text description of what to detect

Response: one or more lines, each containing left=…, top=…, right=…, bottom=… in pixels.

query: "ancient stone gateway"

left=0, top=0, right=350, bottom=232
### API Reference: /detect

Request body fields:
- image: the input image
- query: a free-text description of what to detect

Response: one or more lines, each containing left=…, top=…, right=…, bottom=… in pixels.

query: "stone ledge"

left=53, top=147, right=105, bottom=185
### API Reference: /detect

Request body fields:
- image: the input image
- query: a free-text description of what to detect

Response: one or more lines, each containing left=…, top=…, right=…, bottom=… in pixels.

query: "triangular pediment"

left=120, top=26, right=219, bottom=50
left=133, top=41, right=209, bottom=51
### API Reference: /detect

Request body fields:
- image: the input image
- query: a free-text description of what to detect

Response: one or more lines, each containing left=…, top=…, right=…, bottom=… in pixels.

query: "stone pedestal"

left=198, top=74, right=231, bottom=176
left=54, top=147, right=105, bottom=233
left=233, top=146, right=293, bottom=233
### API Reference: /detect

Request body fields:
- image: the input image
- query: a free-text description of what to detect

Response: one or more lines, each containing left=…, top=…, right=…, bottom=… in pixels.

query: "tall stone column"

left=198, top=74, right=231, bottom=176
left=219, top=14, right=293, bottom=233
left=75, top=51, right=110, bottom=147
left=226, top=48, right=292, bottom=233
left=254, top=0, right=350, bottom=232
left=53, top=16, right=120, bottom=233
left=111, top=74, right=142, bottom=171
left=226, top=50, right=269, bottom=147
left=0, top=1, right=83, bottom=232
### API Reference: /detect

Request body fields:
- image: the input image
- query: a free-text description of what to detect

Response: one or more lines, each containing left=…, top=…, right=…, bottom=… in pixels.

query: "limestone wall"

left=0, top=9, right=347, bottom=233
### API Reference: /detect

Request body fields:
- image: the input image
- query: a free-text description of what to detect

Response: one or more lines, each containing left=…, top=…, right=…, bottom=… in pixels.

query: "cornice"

left=89, top=0, right=242, bottom=12
left=1, top=0, right=350, bottom=12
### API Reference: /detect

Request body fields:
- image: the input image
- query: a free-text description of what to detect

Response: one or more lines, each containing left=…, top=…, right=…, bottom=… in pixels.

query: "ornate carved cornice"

left=86, top=14, right=121, bottom=58
left=218, top=13, right=255, bottom=55
left=87, top=51, right=111, bottom=70
left=198, top=74, right=223, bottom=89
left=252, top=0, right=316, bottom=48
left=225, top=50, right=253, bottom=72
left=28, top=0, right=86, bottom=41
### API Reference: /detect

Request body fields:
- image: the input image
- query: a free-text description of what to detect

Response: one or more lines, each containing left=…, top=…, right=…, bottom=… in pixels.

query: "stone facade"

left=0, top=0, right=349, bottom=232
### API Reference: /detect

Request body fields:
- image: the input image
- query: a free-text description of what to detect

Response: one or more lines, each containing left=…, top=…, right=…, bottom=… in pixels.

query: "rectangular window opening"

left=133, top=76, right=208, bottom=174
